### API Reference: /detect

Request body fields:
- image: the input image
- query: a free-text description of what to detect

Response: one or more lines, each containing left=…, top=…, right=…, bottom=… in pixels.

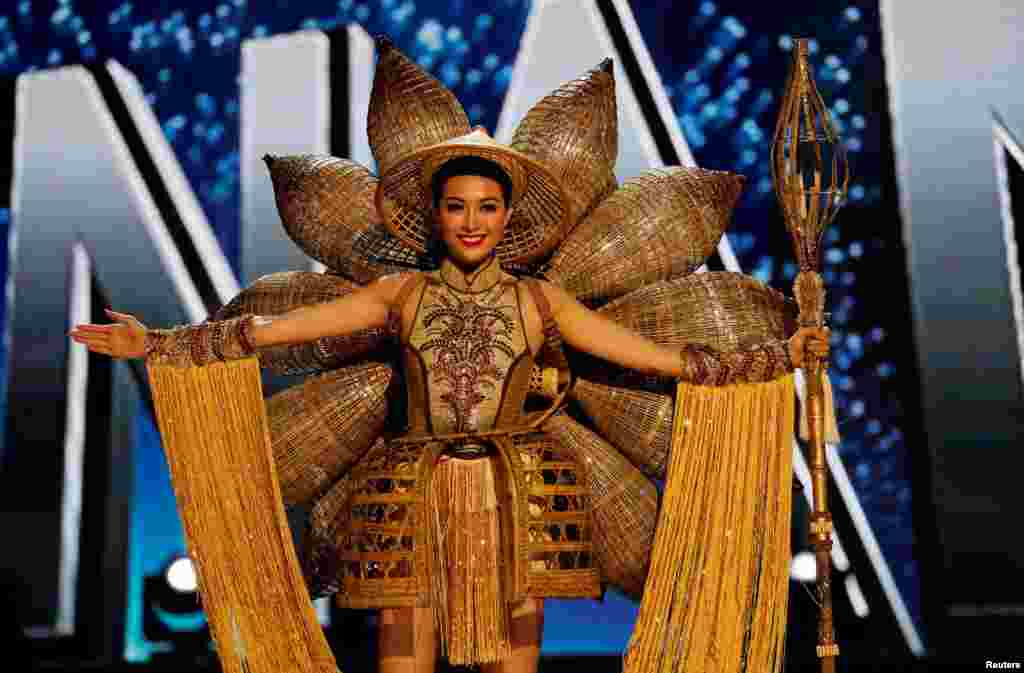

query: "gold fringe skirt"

left=426, top=454, right=513, bottom=665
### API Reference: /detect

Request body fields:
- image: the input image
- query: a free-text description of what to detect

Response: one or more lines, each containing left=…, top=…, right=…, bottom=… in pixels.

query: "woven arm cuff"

left=679, top=340, right=793, bottom=386
left=145, top=315, right=257, bottom=367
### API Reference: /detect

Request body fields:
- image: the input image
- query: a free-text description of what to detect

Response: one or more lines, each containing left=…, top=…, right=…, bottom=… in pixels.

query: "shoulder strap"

left=523, top=278, right=567, bottom=366
left=386, top=273, right=425, bottom=338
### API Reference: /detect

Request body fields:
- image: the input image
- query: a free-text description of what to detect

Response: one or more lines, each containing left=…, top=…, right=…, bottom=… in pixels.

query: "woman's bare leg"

left=378, top=606, right=437, bottom=673
left=480, top=598, right=544, bottom=673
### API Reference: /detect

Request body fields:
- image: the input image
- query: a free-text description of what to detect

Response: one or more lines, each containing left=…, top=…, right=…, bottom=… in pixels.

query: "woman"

left=71, top=129, right=827, bottom=673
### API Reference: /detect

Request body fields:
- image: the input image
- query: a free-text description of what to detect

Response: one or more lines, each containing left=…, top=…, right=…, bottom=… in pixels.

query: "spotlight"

left=148, top=555, right=201, bottom=617
left=165, top=556, right=198, bottom=594
left=790, top=550, right=817, bottom=583
left=143, top=554, right=209, bottom=651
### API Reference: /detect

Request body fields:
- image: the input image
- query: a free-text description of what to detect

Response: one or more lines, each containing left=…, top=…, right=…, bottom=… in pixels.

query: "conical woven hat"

left=377, top=128, right=576, bottom=264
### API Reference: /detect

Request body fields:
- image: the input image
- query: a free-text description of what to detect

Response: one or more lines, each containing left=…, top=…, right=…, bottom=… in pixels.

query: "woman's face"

left=434, top=174, right=512, bottom=268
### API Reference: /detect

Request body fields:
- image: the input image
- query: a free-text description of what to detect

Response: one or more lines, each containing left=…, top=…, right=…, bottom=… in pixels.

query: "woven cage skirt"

left=301, top=432, right=602, bottom=664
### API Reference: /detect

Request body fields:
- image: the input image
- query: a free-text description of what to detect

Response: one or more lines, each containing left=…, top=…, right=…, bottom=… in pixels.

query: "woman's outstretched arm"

left=69, top=273, right=414, bottom=361
left=539, top=281, right=828, bottom=383
left=244, top=272, right=410, bottom=347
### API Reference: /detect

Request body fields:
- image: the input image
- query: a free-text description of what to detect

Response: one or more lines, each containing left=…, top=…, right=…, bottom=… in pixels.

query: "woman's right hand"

left=69, top=309, right=148, bottom=359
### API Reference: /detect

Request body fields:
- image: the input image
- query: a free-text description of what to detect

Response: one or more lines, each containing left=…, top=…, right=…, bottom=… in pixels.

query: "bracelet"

left=679, top=345, right=713, bottom=385
left=144, top=329, right=172, bottom=358
left=144, top=315, right=257, bottom=367
left=191, top=321, right=212, bottom=366
left=237, top=315, right=257, bottom=355
left=209, top=319, right=227, bottom=362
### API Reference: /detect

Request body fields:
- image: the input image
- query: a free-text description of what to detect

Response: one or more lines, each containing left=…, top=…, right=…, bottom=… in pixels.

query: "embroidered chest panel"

left=407, top=280, right=528, bottom=434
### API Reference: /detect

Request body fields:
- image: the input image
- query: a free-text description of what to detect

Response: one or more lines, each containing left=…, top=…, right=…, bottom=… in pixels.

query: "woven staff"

left=544, top=168, right=744, bottom=306
left=771, top=38, right=849, bottom=671
left=214, top=270, right=389, bottom=374
left=147, top=358, right=338, bottom=673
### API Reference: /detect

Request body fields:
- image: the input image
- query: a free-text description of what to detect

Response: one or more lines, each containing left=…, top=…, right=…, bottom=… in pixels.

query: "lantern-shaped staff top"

left=771, top=38, right=850, bottom=272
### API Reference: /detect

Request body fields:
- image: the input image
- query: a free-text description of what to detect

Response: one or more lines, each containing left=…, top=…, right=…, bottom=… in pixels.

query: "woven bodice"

left=400, top=267, right=534, bottom=435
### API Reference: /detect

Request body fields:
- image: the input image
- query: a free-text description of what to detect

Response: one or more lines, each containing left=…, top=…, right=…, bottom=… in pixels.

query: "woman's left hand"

left=788, top=326, right=831, bottom=368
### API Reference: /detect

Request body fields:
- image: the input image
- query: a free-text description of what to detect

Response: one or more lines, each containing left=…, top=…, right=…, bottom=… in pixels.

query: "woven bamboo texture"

left=303, top=452, right=361, bottom=597
left=544, top=168, right=744, bottom=305
left=378, top=129, right=575, bottom=265
left=265, top=154, right=431, bottom=284
left=542, top=413, right=657, bottom=600
left=368, top=36, right=470, bottom=179
left=333, top=438, right=436, bottom=608
left=571, top=378, right=673, bottom=480
left=569, top=272, right=796, bottom=479
left=267, top=362, right=394, bottom=506
left=771, top=42, right=848, bottom=272
left=512, top=431, right=602, bottom=598
left=570, top=271, right=796, bottom=389
left=214, top=270, right=389, bottom=375
left=366, top=35, right=478, bottom=269
left=510, top=59, right=618, bottom=232
left=598, top=271, right=797, bottom=350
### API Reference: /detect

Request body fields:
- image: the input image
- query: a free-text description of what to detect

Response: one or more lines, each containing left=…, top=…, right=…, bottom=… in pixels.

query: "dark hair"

left=430, top=155, right=513, bottom=209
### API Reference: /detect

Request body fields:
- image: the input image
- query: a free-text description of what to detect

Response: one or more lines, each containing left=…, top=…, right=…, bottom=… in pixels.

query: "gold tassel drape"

left=147, top=358, right=338, bottom=673
left=623, top=375, right=795, bottom=673
left=426, top=456, right=512, bottom=665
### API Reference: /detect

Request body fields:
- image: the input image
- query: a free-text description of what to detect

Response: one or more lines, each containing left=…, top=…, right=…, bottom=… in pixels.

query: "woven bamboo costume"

left=310, top=257, right=609, bottom=662
left=143, top=36, right=804, bottom=673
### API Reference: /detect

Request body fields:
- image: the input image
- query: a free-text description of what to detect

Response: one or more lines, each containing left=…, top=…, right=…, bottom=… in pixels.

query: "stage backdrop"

left=0, top=0, right=924, bottom=662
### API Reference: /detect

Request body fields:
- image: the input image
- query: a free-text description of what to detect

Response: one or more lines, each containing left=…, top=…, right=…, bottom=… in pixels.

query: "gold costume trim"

left=147, top=358, right=336, bottom=673
left=427, top=455, right=511, bottom=665
left=624, top=375, right=796, bottom=673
